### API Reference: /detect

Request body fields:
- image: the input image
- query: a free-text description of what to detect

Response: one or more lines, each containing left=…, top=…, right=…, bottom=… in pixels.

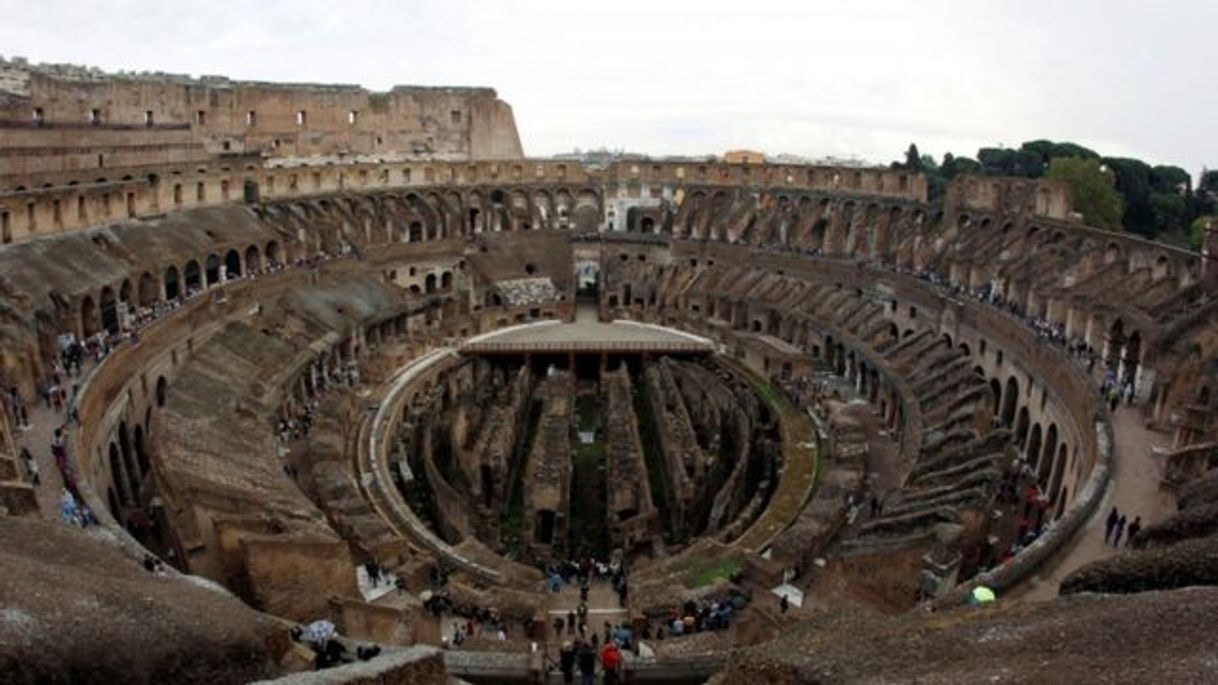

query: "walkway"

left=10, top=370, right=97, bottom=519
left=1010, top=405, right=1177, bottom=602
left=459, top=317, right=714, bottom=355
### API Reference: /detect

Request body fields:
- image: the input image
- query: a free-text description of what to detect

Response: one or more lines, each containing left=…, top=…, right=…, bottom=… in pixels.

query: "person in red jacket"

left=600, top=640, right=622, bottom=683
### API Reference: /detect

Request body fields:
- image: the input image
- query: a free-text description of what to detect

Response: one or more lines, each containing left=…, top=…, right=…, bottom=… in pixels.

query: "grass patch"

left=680, top=555, right=745, bottom=589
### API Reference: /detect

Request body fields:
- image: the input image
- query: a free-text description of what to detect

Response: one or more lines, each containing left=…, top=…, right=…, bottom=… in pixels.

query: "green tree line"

left=894, top=141, right=1218, bottom=249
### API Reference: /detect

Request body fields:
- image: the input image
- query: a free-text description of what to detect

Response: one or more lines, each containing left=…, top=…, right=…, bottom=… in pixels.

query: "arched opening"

left=134, top=424, right=148, bottom=478
left=425, top=273, right=437, bottom=294
left=1026, top=424, right=1043, bottom=464
left=138, top=272, right=158, bottom=307
left=1001, top=376, right=1019, bottom=426
left=1055, top=487, right=1069, bottom=519
left=224, top=249, right=242, bottom=279
left=989, top=379, right=1002, bottom=417
left=1106, top=318, right=1126, bottom=370
left=441, top=272, right=453, bottom=291
left=640, top=216, right=655, bottom=233
left=245, top=245, right=261, bottom=273
left=164, top=266, right=181, bottom=301
left=183, top=260, right=201, bottom=293
left=1014, top=407, right=1030, bottom=445
left=81, top=295, right=98, bottom=337
left=155, top=376, right=167, bottom=407
left=409, top=221, right=423, bottom=242
left=1038, top=424, right=1058, bottom=485
left=99, top=286, right=119, bottom=334
left=265, top=240, right=282, bottom=266
left=1123, top=331, right=1142, bottom=390
left=205, top=254, right=221, bottom=287
left=118, top=422, right=140, bottom=499
left=119, top=279, right=132, bottom=306
left=1048, top=442, right=1067, bottom=511
left=109, top=442, right=128, bottom=507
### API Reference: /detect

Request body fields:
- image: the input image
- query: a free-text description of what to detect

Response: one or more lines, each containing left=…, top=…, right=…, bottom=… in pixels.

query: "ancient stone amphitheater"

left=1, top=60, right=1217, bottom=685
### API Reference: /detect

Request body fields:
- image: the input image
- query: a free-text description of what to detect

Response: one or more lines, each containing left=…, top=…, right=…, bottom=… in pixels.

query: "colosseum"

left=1, top=57, right=1217, bottom=685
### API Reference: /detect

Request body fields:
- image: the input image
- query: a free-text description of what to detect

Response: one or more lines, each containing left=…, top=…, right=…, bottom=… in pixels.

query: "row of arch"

left=79, top=240, right=283, bottom=337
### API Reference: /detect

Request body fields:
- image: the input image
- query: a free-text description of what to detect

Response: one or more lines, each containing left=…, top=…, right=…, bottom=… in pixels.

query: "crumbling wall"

left=522, top=372, right=572, bottom=559
left=603, top=366, right=657, bottom=550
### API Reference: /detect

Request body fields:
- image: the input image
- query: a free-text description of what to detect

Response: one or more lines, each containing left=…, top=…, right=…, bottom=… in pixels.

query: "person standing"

left=1112, top=514, right=1127, bottom=547
left=600, top=640, right=622, bottom=685
left=577, top=641, right=596, bottom=685
left=1104, top=507, right=1119, bottom=544
left=19, top=447, right=39, bottom=485
left=1126, top=516, right=1142, bottom=547
left=558, top=641, right=576, bottom=684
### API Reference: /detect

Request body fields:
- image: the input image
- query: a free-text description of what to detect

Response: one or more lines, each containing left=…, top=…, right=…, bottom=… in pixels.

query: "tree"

left=1149, top=192, right=1189, bottom=236
left=1191, top=216, right=1216, bottom=250
left=904, top=144, right=924, bottom=172
left=1046, top=157, right=1124, bottom=232
left=941, top=153, right=981, bottom=180
left=1150, top=165, right=1191, bottom=194
left=1102, top=157, right=1155, bottom=236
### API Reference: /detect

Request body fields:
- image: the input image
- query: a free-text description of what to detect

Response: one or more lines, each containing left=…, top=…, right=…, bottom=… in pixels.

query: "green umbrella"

left=971, top=586, right=996, bottom=604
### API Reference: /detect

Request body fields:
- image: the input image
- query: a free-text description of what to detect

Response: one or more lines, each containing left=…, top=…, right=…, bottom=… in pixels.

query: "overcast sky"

left=3, top=0, right=1214, bottom=176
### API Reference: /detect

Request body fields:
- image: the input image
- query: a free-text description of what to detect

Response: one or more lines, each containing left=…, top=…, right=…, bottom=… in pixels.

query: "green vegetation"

left=893, top=139, right=1216, bottom=245
left=679, top=555, right=744, bottom=589
left=1045, top=158, right=1124, bottom=232
left=1191, top=216, right=1217, bottom=250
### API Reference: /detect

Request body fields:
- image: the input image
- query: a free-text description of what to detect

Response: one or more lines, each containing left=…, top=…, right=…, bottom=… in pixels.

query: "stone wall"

left=250, top=646, right=447, bottom=685
left=0, top=58, right=524, bottom=180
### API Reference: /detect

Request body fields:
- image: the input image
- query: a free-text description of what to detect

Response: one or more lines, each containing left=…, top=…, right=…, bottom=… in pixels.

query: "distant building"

left=724, top=149, right=766, bottom=165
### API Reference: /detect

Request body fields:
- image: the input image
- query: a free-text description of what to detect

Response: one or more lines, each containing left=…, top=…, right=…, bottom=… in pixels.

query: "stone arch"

left=245, top=244, right=262, bottom=273
left=118, top=421, right=140, bottom=499
left=205, top=254, right=222, bottom=287
left=572, top=189, right=601, bottom=233
left=133, top=423, right=149, bottom=478
left=265, top=240, right=282, bottom=266
left=138, top=272, right=159, bottom=307
left=425, top=273, right=437, bottom=294
left=1048, top=442, right=1068, bottom=511
left=1152, top=254, right=1171, bottom=281
left=81, top=294, right=98, bottom=337
left=1026, top=423, right=1043, bottom=462
left=1038, top=423, right=1058, bottom=484
left=155, top=376, right=168, bottom=407
left=164, top=265, right=181, bottom=300
left=109, top=442, right=129, bottom=507
left=100, top=286, right=119, bottom=334
left=224, top=249, right=242, bottom=278
left=1001, top=376, right=1019, bottom=426
left=1123, top=330, right=1142, bottom=388
left=1014, top=406, right=1030, bottom=445
left=183, top=260, right=202, bottom=293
